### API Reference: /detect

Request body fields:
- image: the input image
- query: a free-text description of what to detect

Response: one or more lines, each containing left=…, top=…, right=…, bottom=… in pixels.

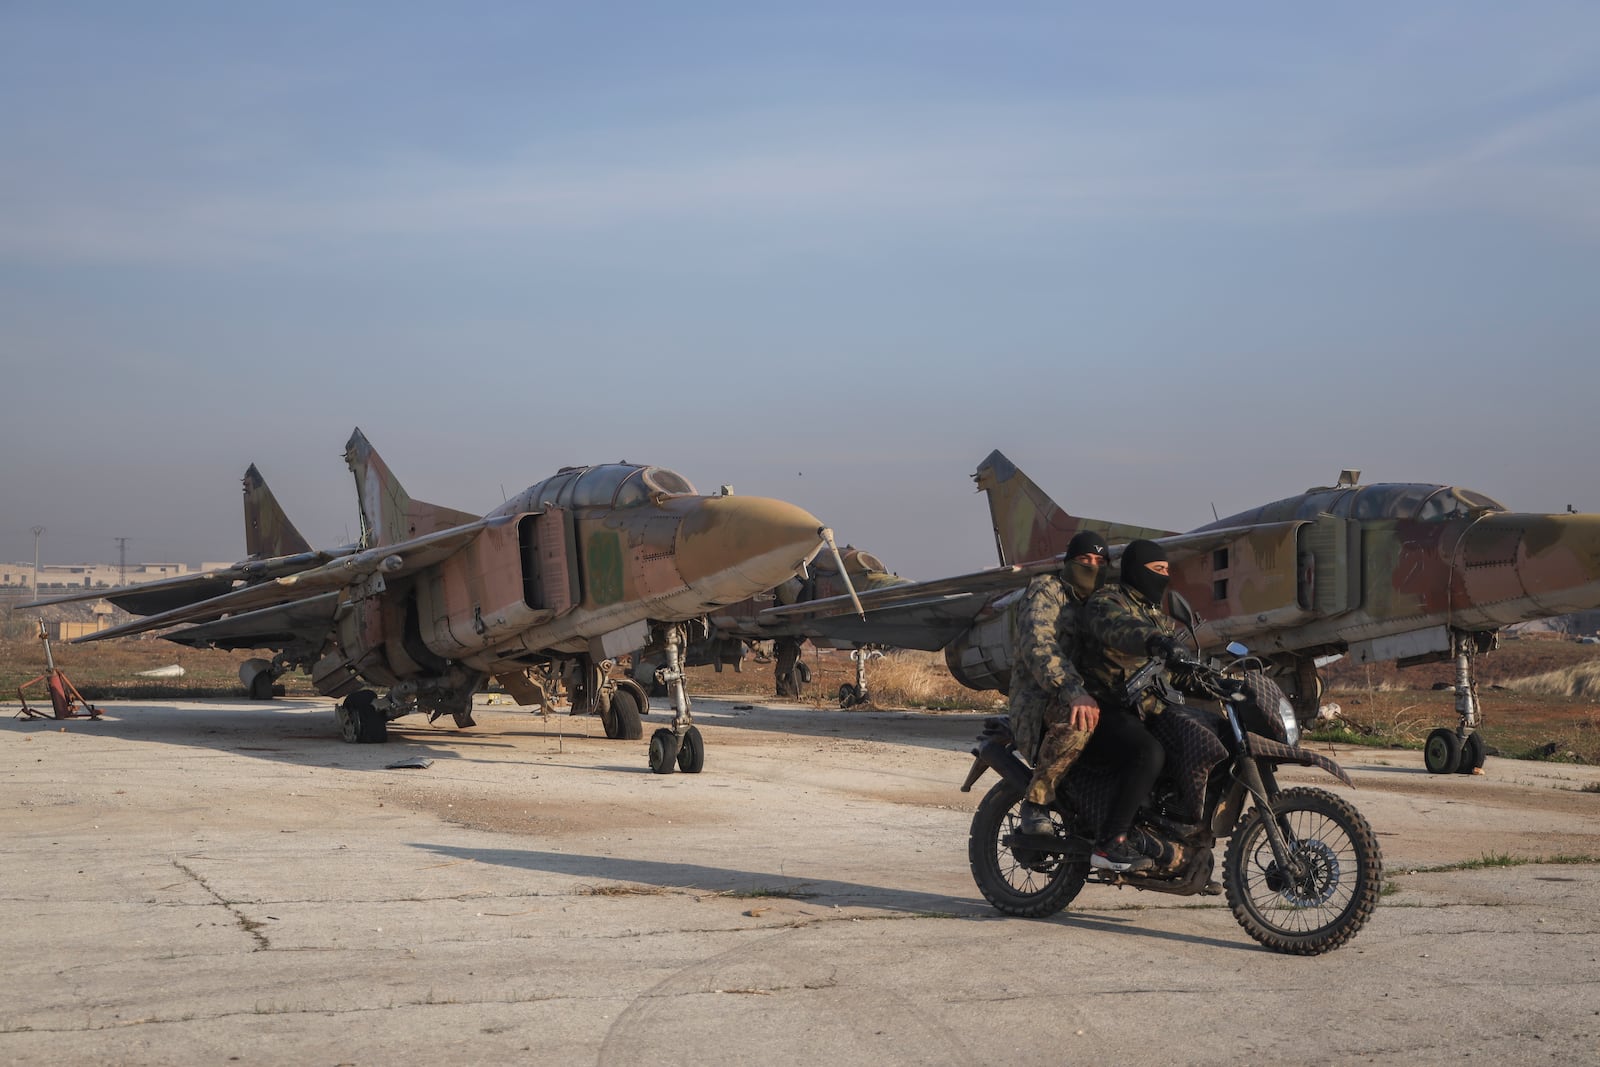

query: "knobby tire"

left=1223, top=785, right=1383, bottom=955
left=968, top=779, right=1087, bottom=919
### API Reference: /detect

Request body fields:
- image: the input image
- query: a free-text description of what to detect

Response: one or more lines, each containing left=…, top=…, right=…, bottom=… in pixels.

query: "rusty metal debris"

left=16, top=621, right=100, bottom=722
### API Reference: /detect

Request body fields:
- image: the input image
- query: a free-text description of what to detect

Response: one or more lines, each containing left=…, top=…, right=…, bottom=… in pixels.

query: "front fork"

left=1231, top=756, right=1305, bottom=880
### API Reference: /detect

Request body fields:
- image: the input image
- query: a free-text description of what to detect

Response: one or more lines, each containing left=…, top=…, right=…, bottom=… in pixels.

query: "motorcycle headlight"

left=1277, top=695, right=1301, bottom=747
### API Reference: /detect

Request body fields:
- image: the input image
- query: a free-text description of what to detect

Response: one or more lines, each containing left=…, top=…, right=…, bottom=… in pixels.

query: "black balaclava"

left=1118, top=539, right=1169, bottom=606
left=1063, top=530, right=1109, bottom=598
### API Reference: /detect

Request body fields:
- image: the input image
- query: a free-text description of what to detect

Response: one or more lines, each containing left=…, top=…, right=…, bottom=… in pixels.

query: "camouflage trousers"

left=1023, top=719, right=1092, bottom=807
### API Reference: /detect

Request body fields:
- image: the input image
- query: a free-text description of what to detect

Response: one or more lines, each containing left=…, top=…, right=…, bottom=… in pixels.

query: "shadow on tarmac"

left=411, top=842, right=1259, bottom=953
left=0, top=695, right=990, bottom=769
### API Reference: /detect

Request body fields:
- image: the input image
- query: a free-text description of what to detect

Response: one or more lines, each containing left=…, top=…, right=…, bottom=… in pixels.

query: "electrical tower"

left=31, top=526, right=44, bottom=602
left=115, top=537, right=129, bottom=586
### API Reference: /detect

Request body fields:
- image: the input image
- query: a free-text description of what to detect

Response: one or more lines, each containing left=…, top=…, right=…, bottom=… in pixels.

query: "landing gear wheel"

left=338, top=691, right=378, bottom=744
left=1424, top=728, right=1462, bottom=774
left=838, top=683, right=864, bottom=708
left=1223, top=786, right=1383, bottom=955
left=648, top=728, right=680, bottom=774
left=1456, top=731, right=1486, bottom=774
left=604, top=688, right=645, bottom=740
left=967, top=779, right=1087, bottom=918
left=676, top=725, right=705, bottom=773
left=249, top=672, right=275, bottom=701
left=795, top=661, right=812, bottom=684
left=356, top=706, right=388, bottom=743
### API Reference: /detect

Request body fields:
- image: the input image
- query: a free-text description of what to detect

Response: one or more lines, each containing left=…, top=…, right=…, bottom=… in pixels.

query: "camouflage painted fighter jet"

left=723, top=545, right=909, bottom=705
left=630, top=544, right=908, bottom=706
left=765, top=450, right=1600, bottom=775
left=27, top=429, right=841, bottom=774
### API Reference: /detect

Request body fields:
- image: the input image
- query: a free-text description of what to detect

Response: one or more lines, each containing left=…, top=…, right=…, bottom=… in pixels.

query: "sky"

left=2, top=2, right=1597, bottom=581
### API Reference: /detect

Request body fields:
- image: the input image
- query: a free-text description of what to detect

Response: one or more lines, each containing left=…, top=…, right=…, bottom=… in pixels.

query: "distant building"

left=0, top=561, right=194, bottom=591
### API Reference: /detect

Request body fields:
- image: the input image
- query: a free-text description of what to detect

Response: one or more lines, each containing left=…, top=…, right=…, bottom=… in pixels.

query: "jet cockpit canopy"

left=530, top=464, right=697, bottom=510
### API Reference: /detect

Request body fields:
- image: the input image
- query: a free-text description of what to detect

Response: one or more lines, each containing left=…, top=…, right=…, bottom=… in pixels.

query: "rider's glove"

left=1145, top=633, right=1186, bottom=670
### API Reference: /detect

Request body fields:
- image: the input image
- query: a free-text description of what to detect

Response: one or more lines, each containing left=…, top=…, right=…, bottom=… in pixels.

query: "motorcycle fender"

left=1245, top=732, right=1354, bottom=787
left=963, top=735, right=1033, bottom=793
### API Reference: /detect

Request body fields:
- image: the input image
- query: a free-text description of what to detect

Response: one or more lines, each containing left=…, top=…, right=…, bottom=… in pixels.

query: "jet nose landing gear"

left=647, top=624, right=706, bottom=774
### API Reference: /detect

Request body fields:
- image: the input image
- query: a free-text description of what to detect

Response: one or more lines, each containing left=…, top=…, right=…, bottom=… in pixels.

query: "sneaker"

left=1091, top=837, right=1156, bottom=873
left=1017, top=801, right=1055, bottom=836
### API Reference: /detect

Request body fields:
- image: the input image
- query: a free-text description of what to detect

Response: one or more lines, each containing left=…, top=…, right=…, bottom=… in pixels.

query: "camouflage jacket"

left=1006, top=574, right=1091, bottom=758
left=1077, top=584, right=1180, bottom=717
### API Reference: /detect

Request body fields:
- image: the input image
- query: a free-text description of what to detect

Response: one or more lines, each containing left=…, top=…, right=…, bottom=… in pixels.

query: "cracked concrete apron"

left=2, top=696, right=1598, bottom=1065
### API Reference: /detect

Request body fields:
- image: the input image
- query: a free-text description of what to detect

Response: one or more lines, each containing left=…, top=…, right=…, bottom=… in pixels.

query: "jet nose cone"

left=676, top=496, right=824, bottom=603
left=1516, top=514, right=1600, bottom=617
left=1455, top=513, right=1600, bottom=625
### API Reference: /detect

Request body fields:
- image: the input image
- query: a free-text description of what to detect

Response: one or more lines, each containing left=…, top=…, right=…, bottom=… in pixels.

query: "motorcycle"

left=961, top=643, right=1382, bottom=955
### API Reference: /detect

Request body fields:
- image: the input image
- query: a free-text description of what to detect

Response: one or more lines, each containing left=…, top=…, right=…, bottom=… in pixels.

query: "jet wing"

left=70, top=516, right=513, bottom=644
left=22, top=548, right=354, bottom=618
left=754, top=560, right=1058, bottom=650
left=157, top=593, right=341, bottom=652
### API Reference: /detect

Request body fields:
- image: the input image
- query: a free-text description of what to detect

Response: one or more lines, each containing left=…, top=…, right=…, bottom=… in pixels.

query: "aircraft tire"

left=356, top=706, right=388, bottom=744
left=1424, top=728, right=1461, bottom=774
left=605, top=688, right=645, bottom=741
left=648, top=728, right=680, bottom=774
left=338, top=691, right=377, bottom=744
left=676, top=726, right=705, bottom=773
left=1456, top=732, right=1486, bottom=774
left=248, top=672, right=275, bottom=701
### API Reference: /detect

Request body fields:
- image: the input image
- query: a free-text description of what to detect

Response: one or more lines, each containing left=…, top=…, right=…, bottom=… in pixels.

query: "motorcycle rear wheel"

left=968, top=779, right=1088, bottom=918
left=1224, top=786, right=1383, bottom=955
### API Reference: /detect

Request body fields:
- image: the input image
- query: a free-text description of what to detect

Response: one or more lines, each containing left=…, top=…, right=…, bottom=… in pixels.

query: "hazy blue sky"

left=3, top=2, right=1596, bottom=580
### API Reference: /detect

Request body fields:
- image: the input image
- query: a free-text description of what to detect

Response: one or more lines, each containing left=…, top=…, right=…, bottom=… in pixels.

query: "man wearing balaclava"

left=1074, top=539, right=1190, bottom=873
left=1007, top=529, right=1109, bottom=836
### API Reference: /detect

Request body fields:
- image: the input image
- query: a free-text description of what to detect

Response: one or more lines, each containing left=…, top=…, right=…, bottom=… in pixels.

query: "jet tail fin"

left=243, top=464, right=312, bottom=559
left=344, top=428, right=480, bottom=548
left=973, top=450, right=1176, bottom=566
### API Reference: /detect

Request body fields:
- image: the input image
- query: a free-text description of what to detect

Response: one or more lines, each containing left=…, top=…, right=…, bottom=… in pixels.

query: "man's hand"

left=1068, top=694, right=1100, bottom=732
left=1145, top=633, right=1185, bottom=669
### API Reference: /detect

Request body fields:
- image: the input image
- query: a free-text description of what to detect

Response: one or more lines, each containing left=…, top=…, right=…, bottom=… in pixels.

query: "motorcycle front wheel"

left=1224, top=785, right=1383, bottom=955
left=968, top=779, right=1088, bottom=918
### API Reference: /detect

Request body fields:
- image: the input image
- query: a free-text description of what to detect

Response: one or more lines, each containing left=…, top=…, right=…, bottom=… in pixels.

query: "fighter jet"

left=630, top=544, right=907, bottom=706
left=26, top=429, right=840, bottom=774
left=765, top=450, right=1600, bottom=775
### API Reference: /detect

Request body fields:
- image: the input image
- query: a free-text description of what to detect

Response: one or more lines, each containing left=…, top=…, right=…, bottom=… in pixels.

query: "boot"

left=1017, top=801, right=1055, bottom=836
left=1091, top=835, right=1155, bottom=873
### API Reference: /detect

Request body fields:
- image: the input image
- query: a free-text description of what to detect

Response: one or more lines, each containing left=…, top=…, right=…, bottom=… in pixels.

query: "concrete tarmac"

left=2, top=694, right=1598, bottom=1065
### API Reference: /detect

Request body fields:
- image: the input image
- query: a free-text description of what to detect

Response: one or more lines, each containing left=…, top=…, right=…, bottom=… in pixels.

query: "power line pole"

left=31, top=526, right=44, bottom=602
left=115, top=537, right=129, bottom=586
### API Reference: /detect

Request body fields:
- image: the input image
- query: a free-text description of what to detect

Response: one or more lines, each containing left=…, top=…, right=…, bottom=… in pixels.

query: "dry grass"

left=574, top=884, right=675, bottom=897
left=1507, top=661, right=1600, bottom=699
left=1317, top=686, right=1600, bottom=764
left=680, top=648, right=1003, bottom=713
left=860, top=651, right=1004, bottom=711
left=0, top=635, right=313, bottom=701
